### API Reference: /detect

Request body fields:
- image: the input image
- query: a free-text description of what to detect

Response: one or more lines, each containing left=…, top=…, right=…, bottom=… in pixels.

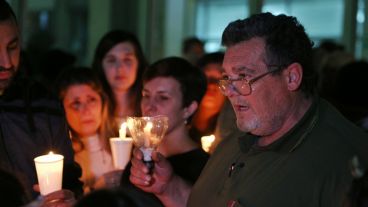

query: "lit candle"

left=109, top=137, right=133, bottom=170
left=34, top=151, right=64, bottom=195
left=119, top=122, right=127, bottom=139
left=110, top=121, right=132, bottom=170
left=201, top=135, right=215, bottom=153
left=143, top=121, right=153, bottom=147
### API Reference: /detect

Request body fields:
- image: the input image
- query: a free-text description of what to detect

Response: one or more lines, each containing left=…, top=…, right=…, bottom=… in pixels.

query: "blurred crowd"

left=1, top=0, right=368, bottom=206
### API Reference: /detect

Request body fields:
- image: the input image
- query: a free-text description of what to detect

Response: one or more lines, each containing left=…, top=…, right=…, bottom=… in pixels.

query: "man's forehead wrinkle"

left=231, top=66, right=256, bottom=75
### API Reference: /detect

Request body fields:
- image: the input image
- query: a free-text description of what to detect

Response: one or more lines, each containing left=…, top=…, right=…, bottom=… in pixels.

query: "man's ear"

left=183, top=101, right=198, bottom=120
left=284, top=63, right=303, bottom=91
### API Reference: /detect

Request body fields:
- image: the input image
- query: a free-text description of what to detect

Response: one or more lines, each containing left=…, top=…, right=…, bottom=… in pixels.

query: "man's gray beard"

left=236, top=117, right=260, bottom=133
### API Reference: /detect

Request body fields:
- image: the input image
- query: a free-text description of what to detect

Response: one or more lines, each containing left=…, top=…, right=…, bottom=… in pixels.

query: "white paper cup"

left=34, top=153, right=64, bottom=195
left=110, top=137, right=133, bottom=170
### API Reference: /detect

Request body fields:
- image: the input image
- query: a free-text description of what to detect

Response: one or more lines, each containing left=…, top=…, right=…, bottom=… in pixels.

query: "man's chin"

left=236, top=121, right=250, bottom=133
left=0, top=79, right=12, bottom=92
left=236, top=118, right=259, bottom=133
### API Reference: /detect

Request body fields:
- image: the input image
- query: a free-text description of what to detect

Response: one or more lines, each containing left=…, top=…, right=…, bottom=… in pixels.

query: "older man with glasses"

left=129, top=12, right=368, bottom=207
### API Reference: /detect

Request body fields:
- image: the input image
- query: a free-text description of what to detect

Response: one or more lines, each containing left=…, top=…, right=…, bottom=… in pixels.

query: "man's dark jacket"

left=0, top=73, right=83, bottom=200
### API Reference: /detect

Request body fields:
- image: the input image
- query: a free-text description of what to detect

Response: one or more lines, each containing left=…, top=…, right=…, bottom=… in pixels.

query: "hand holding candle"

left=34, top=151, right=64, bottom=195
left=127, top=116, right=168, bottom=171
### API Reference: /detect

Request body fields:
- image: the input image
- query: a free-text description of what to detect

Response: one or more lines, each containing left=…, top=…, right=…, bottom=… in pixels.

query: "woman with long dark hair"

left=92, top=30, right=147, bottom=126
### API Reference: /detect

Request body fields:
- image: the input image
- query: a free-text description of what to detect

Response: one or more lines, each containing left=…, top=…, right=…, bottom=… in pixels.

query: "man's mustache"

left=0, top=66, right=12, bottom=72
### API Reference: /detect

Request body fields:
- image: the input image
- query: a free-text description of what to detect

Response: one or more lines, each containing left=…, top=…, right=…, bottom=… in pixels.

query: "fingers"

left=152, top=151, right=171, bottom=170
left=132, top=147, right=143, bottom=159
left=130, top=147, right=149, bottom=177
left=43, top=189, right=74, bottom=202
left=152, top=151, right=165, bottom=166
left=131, top=154, right=150, bottom=174
left=130, top=158, right=152, bottom=186
left=129, top=172, right=151, bottom=186
left=41, top=190, right=75, bottom=207
left=130, top=149, right=173, bottom=186
left=130, top=149, right=150, bottom=186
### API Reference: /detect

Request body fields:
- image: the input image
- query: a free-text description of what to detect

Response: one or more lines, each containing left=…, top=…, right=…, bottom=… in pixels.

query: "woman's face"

left=141, top=77, right=189, bottom=134
left=201, top=63, right=226, bottom=111
left=102, top=42, right=138, bottom=92
left=63, top=84, right=102, bottom=138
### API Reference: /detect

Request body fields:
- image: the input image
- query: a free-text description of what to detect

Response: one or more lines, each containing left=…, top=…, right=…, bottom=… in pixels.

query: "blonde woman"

left=58, top=67, right=119, bottom=193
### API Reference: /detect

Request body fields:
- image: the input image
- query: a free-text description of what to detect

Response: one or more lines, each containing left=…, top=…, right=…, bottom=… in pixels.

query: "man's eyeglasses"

left=218, top=67, right=283, bottom=96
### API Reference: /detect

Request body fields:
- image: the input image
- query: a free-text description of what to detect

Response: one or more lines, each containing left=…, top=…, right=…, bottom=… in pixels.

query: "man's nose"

left=226, top=84, right=240, bottom=97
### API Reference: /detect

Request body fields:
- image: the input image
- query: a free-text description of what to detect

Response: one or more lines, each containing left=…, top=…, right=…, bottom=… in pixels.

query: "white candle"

left=119, top=122, right=127, bottom=139
left=34, top=151, right=64, bottom=195
left=201, top=135, right=215, bottom=153
left=110, top=137, right=133, bottom=169
left=143, top=121, right=153, bottom=147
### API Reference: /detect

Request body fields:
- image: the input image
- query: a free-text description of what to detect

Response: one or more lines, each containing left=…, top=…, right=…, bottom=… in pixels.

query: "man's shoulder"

left=1, top=78, right=64, bottom=115
left=212, top=133, right=243, bottom=154
left=3, top=77, right=53, bottom=98
left=21, top=78, right=57, bottom=100
left=317, top=99, right=368, bottom=138
left=309, top=99, right=368, bottom=165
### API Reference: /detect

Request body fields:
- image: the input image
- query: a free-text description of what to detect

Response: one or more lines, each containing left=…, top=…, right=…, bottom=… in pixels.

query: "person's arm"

left=129, top=149, right=192, bottom=207
left=155, top=174, right=192, bottom=207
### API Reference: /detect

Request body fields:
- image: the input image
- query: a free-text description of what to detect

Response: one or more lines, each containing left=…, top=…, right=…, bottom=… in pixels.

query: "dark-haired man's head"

left=0, top=0, right=21, bottom=94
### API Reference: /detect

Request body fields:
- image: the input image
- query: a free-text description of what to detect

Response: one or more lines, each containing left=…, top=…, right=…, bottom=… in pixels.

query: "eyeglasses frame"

left=218, top=66, right=285, bottom=96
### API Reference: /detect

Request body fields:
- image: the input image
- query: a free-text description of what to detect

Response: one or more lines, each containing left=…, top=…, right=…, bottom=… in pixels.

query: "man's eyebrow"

left=231, top=66, right=256, bottom=74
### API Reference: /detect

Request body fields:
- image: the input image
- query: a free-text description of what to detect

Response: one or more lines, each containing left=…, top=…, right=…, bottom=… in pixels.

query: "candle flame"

left=119, top=122, right=127, bottom=139
left=145, top=122, right=153, bottom=131
left=49, top=151, right=54, bottom=155
left=120, top=122, right=126, bottom=129
left=201, top=135, right=215, bottom=153
left=143, top=122, right=153, bottom=147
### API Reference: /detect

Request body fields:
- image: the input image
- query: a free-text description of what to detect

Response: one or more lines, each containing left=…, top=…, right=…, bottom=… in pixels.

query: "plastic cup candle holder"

left=34, top=151, right=64, bottom=195
left=110, top=122, right=133, bottom=170
left=127, top=115, right=168, bottom=171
